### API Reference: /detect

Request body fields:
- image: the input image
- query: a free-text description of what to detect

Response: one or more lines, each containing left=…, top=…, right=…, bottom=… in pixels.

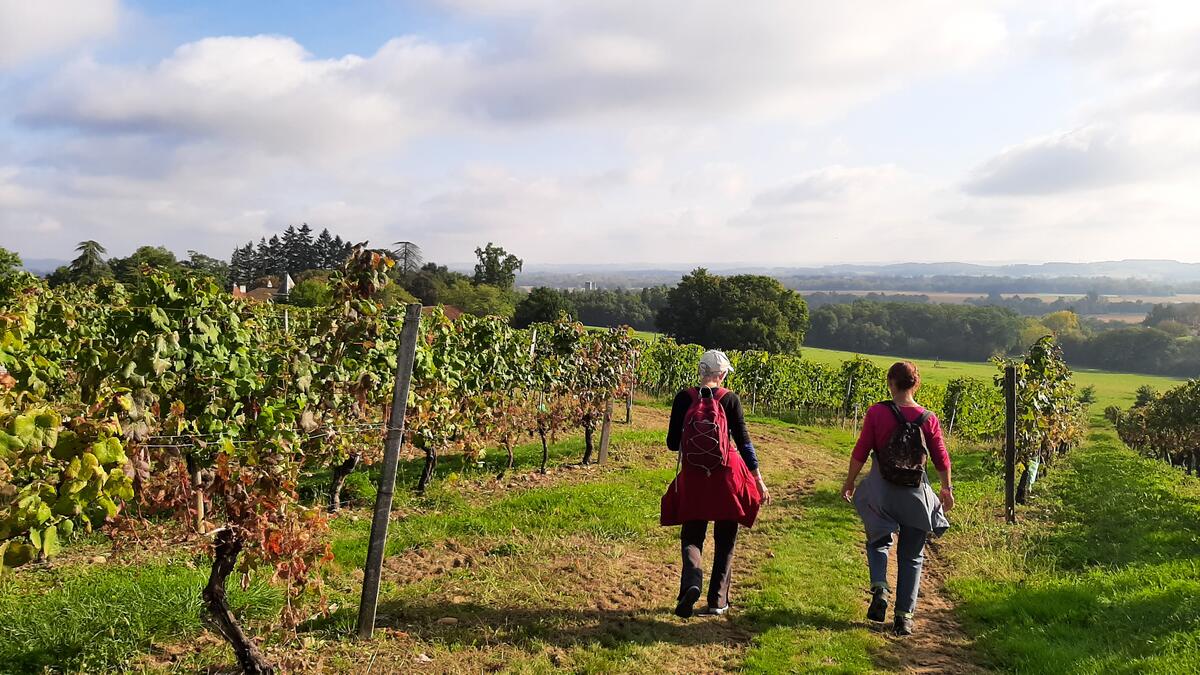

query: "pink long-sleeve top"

left=851, top=403, right=951, bottom=473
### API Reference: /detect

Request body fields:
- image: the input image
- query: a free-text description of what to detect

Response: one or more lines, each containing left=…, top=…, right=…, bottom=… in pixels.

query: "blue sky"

left=2, top=1, right=1199, bottom=266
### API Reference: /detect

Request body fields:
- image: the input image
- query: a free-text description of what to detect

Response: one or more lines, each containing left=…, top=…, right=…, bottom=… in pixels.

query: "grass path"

left=943, top=425, right=1200, bottom=674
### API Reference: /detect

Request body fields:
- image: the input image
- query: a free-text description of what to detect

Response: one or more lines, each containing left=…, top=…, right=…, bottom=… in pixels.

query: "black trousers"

left=679, top=520, right=739, bottom=609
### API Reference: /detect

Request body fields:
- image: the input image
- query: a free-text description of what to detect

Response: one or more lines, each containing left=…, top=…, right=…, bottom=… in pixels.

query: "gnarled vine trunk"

left=203, top=528, right=274, bottom=675
left=417, top=446, right=438, bottom=493
left=1015, top=466, right=1032, bottom=504
left=328, top=452, right=361, bottom=512
left=539, top=427, right=550, bottom=474
left=580, top=418, right=595, bottom=465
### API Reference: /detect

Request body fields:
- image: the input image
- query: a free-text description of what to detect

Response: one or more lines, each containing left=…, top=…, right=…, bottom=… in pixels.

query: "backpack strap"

left=884, top=401, right=932, bottom=428
left=882, top=400, right=907, bottom=426
left=711, top=387, right=729, bottom=403
left=685, top=387, right=700, bottom=404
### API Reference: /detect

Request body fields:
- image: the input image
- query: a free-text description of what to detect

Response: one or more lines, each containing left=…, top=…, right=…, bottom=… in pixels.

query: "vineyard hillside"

left=4, top=272, right=1200, bottom=673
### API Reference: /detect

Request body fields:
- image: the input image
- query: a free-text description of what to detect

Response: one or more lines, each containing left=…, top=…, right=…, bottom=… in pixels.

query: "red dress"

left=660, top=388, right=763, bottom=528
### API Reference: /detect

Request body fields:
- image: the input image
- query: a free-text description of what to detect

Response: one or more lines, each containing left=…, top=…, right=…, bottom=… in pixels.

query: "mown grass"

left=328, top=465, right=672, bottom=565
left=944, top=426, right=1200, bottom=674
left=0, top=558, right=280, bottom=673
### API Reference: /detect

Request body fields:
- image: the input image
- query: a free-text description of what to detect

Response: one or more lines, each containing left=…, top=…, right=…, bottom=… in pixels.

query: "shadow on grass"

left=332, top=599, right=855, bottom=653
left=370, top=601, right=750, bottom=649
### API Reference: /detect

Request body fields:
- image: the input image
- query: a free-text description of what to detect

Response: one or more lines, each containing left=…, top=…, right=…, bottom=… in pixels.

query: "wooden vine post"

left=1003, top=365, right=1017, bottom=524
left=597, top=397, right=614, bottom=464
left=357, top=303, right=422, bottom=639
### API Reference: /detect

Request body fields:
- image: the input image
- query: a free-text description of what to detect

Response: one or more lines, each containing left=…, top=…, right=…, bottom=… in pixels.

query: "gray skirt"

left=853, top=463, right=950, bottom=538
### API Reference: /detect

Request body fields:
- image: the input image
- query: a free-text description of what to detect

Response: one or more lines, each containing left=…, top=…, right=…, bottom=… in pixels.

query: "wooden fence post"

left=597, top=398, right=615, bottom=464
left=356, top=303, right=422, bottom=639
left=947, top=392, right=960, bottom=437
left=1004, top=365, right=1017, bottom=525
left=626, top=353, right=637, bottom=424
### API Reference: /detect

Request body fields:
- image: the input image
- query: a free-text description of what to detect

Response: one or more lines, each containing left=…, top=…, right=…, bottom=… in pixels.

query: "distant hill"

left=520, top=259, right=1200, bottom=281
left=21, top=258, right=67, bottom=275
left=794, top=260, right=1200, bottom=281
left=516, top=259, right=1200, bottom=294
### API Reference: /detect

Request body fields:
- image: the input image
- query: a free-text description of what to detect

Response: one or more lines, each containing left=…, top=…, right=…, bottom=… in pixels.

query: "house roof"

left=234, top=286, right=280, bottom=302
left=422, top=304, right=464, bottom=320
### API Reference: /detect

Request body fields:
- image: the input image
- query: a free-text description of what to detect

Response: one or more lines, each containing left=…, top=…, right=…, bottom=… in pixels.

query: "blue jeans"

left=866, top=526, right=928, bottom=615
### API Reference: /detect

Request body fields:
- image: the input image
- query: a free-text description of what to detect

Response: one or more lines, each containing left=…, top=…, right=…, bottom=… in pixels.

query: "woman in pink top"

left=841, top=361, right=953, bottom=636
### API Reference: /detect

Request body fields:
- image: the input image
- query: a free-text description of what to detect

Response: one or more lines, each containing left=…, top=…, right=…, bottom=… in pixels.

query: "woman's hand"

left=841, top=480, right=855, bottom=503
left=940, top=486, right=955, bottom=512
left=756, top=475, right=772, bottom=506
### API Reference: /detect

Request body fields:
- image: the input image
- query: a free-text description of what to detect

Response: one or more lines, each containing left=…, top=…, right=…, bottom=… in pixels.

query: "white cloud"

left=753, top=166, right=905, bottom=207
left=963, top=126, right=1139, bottom=195
left=5, top=1, right=1200, bottom=266
left=0, top=0, right=120, bottom=69
left=455, top=1, right=1011, bottom=124
left=21, top=35, right=476, bottom=157
left=19, top=2, right=1014, bottom=153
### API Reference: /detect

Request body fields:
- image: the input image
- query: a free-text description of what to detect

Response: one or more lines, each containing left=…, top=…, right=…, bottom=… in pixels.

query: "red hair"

left=887, top=361, right=920, bottom=391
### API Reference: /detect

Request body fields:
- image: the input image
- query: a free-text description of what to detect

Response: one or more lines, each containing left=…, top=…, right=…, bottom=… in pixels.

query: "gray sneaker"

left=893, top=613, right=914, bottom=636
left=697, top=604, right=730, bottom=616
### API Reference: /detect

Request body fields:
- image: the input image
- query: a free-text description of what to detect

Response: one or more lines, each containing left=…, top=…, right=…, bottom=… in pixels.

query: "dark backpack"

left=679, top=387, right=733, bottom=476
left=875, top=401, right=932, bottom=487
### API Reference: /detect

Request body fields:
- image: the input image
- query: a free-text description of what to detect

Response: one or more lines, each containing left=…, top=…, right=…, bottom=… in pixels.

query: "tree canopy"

left=657, top=269, right=809, bottom=352
left=807, top=300, right=1022, bottom=361
left=473, top=243, right=523, bottom=290
left=512, top=287, right=576, bottom=328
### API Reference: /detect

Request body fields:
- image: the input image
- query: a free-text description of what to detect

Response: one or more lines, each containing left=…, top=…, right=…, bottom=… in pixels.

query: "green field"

left=801, top=345, right=1183, bottom=410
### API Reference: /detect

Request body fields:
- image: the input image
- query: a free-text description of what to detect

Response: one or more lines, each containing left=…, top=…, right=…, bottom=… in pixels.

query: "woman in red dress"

left=661, top=350, right=769, bottom=618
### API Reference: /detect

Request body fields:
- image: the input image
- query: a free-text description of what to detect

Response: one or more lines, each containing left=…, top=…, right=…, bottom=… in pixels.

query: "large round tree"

left=512, top=287, right=576, bottom=328
left=657, top=269, right=809, bottom=353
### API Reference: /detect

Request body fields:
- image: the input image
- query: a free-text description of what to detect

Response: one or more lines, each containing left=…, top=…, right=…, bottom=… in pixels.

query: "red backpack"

left=679, top=387, right=734, bottom=475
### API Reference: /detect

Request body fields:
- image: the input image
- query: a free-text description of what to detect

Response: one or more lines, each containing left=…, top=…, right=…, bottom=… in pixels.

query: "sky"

left=2, top=1, right=1199, bottom=267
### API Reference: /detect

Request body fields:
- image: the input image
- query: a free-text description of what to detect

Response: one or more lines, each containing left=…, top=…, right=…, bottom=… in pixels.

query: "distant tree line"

left=807, top=300, right=1024, bottom=361
left=965, top=291, right=1149, bottom=316
left=1142, top=303, right=1200, bottom=336
left=1052, top=302, right=1200, bottom=376
left=229, top=224, right=353, bottom=285
left=45, top=241, right=232, bottom=290
left=513, top=269, right=810, bottom=353
left=512, top=287, right=670, bottom=331
left=1060, top=329, right=1200, bottom=376
left=803, top=291, right=932, bottom=308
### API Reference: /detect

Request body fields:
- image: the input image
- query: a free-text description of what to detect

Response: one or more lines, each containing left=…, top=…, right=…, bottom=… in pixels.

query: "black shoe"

left=893, top=614, right=914, bottom=636
left=866, top=588, right=889, bottom=622
left=697, top=604, right=729, bottom=617
left=674, top=585, right=701, bottom=618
